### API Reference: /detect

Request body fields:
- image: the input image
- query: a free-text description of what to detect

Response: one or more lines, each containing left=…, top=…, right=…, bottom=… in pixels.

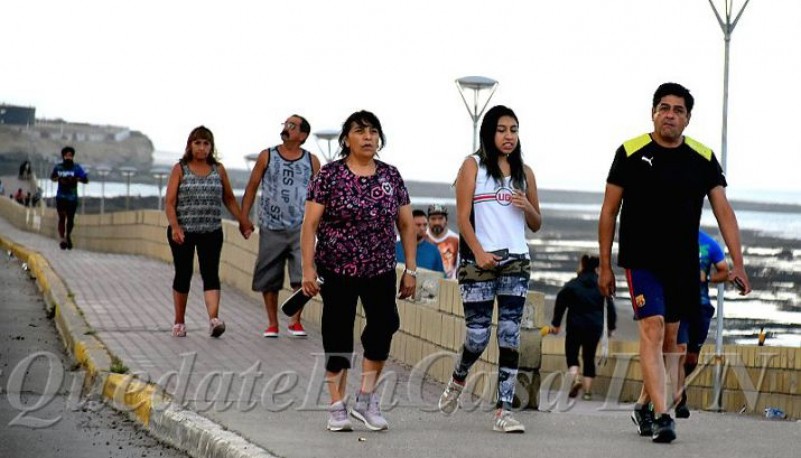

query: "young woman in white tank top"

left=437, top=105, right=542, bottom=433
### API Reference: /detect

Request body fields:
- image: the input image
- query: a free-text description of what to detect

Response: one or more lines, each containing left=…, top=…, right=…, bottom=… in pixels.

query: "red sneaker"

left=287, top=322, right=307, bottom=337
left=263, top=325, right=279, bottom=338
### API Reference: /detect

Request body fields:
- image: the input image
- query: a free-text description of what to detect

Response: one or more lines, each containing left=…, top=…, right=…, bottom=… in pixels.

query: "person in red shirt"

left=426, top=204, right=460, bottom=279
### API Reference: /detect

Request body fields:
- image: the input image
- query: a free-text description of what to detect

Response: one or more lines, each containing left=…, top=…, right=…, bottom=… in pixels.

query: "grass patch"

left=110, top=356, right=129, bottom=374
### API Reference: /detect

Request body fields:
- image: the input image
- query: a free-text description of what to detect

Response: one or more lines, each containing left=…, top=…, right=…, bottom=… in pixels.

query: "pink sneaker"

left=263, top=325, right=279, bottom=338
left=209, top=317, right=226, bottom=338
left=172, top=323, right=186, bottom=337
left=287, top=322, right=307, bottom=337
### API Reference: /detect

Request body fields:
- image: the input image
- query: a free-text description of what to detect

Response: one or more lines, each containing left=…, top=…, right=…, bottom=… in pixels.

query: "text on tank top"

left=462, top=155, right=529, bottom=258
left=259, top=146, right=314, bottom=230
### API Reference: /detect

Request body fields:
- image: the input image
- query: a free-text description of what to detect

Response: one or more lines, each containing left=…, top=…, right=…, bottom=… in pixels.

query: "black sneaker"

left=652, top=414, right=677, bottom=443
left=631, top=404, right=654, bottom=436
left=675, top=391, right=690, bottom=419
left=66, top=237, right=73, bottom=250
left=59, top=240, right=68, bottom=250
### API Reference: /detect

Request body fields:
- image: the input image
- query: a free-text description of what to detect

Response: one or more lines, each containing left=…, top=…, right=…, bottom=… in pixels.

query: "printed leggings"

left=454, top=268, right=528, bottom=409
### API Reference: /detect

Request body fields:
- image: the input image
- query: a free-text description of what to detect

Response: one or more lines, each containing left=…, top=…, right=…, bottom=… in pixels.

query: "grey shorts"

left=251, top=228, right=302, bottom=293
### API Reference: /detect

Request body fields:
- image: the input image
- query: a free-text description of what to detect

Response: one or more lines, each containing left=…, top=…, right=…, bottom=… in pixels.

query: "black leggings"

left=56, top=198, right=78, bottom=240
left=318, top=266, right=400, bottom=373
left=565, top=326, right=602, bottom=378
left=167, top=227, right=223, bottom=294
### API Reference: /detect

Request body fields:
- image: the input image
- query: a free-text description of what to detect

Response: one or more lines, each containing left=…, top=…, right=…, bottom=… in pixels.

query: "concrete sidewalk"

left=1, top=214, right=798, bottom=458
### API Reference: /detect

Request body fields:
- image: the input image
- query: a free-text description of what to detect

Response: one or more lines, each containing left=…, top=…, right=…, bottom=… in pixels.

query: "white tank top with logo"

left=470, top=154, right=529, bottom=256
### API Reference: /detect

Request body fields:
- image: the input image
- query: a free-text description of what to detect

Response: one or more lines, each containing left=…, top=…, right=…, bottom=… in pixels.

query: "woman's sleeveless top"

left=176, top=163, right=223, bottom=233
left=461, top=154, right=528, bottom=258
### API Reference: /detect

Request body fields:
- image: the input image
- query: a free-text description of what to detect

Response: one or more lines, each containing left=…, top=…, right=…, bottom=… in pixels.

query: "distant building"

left=35, top=120, right=131, bottom=143
left=111, top=129, right=131, bottom=142
left=0, top=104, right=36, bottom=126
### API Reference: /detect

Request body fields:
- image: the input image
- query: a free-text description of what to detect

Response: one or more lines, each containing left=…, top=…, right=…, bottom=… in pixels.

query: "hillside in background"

left=0, top=121, right=153, bottom=176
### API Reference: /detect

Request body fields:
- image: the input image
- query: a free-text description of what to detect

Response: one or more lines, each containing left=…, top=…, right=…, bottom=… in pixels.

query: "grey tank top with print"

left=259, top=146, right=313, bottom=230
left=176, top=163, right=223, bottom=233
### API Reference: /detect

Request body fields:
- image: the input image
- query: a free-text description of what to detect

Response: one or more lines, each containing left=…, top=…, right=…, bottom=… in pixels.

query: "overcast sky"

left=3, top=0, right=799, bottom=197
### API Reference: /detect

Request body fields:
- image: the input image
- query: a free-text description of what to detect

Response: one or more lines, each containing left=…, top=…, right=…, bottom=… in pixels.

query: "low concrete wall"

left=0, top=201, right=546, bottom=400
left=2, top=200, right=797, bottom=418
left=541, top=336, right=801, bottom=419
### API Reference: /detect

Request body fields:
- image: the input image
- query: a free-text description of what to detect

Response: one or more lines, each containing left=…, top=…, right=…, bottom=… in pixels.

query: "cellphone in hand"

left=488, top=249, right=509, bottom=261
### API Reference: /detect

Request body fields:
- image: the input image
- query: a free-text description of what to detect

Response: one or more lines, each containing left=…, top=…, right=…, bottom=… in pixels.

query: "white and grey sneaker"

left=438, top=378, right=464, bottom=415
left=493, top=409, right=525, bottom=433
left=327, top=401, right=352, bottom=432
left=350, top=393, right=388, bottom=431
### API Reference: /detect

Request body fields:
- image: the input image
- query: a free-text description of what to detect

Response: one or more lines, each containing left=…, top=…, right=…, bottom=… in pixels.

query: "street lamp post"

left=80, top=165, right=91, bottom=215
left=35, top=156, right=50, bottom=212
left=244, top=153, right=259, bottom=171
left=36, top=156, right=47, bottom=204
left=94, top=165, right=112, bottom=215
left=151, top=167, right=170, bottom=211
left=44, top=156, right=59, bottom=206
left=313, top=129, right=340, bottom=163
left=707, top=0, right=751, bottom=412
left=119, top=166, right=137, bottom=210
left=455, top=76, right=499, bottom=152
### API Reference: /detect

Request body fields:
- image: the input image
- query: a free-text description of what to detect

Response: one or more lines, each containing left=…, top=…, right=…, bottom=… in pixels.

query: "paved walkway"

left=1, top=215, right=798, bottom=458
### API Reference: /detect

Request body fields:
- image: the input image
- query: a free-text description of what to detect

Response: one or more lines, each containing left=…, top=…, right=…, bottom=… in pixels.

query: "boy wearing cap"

left=426, top=204, right=460, bottom=279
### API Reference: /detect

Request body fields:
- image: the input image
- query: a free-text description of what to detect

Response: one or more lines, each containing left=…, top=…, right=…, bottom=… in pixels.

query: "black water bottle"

left=281, top=277, right=324, bottom=316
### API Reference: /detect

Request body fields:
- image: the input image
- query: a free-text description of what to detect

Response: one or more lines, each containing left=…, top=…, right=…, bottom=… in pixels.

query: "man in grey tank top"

left=240, top=115, right=321, bottom=338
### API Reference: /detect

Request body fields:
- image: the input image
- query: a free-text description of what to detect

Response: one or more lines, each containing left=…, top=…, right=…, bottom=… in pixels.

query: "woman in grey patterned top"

left=165, top=126, right=243, bottom=338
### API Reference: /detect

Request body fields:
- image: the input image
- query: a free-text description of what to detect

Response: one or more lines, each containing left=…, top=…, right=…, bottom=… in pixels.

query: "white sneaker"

left=493, top=409, right=525, bottom=433
left=350, top=393, right=388, bottom=431
left=327, top=401, right=352, bottom=432
left=438, top=378, right=464, bottom=415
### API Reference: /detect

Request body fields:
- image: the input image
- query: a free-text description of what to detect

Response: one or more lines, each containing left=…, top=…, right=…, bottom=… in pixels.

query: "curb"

left=0, top=233, right=277, bottom=458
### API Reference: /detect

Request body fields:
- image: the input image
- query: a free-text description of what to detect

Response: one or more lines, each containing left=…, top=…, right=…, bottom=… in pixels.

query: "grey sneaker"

left=438, top=379, right=464, bottom=415
left=493, top=408, right=525, bottom=433
left=209, top=318, right=225, bottom=337
left=350, top=393, right=388, bottom=431
left=327, top=401, right=352, bottom=432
